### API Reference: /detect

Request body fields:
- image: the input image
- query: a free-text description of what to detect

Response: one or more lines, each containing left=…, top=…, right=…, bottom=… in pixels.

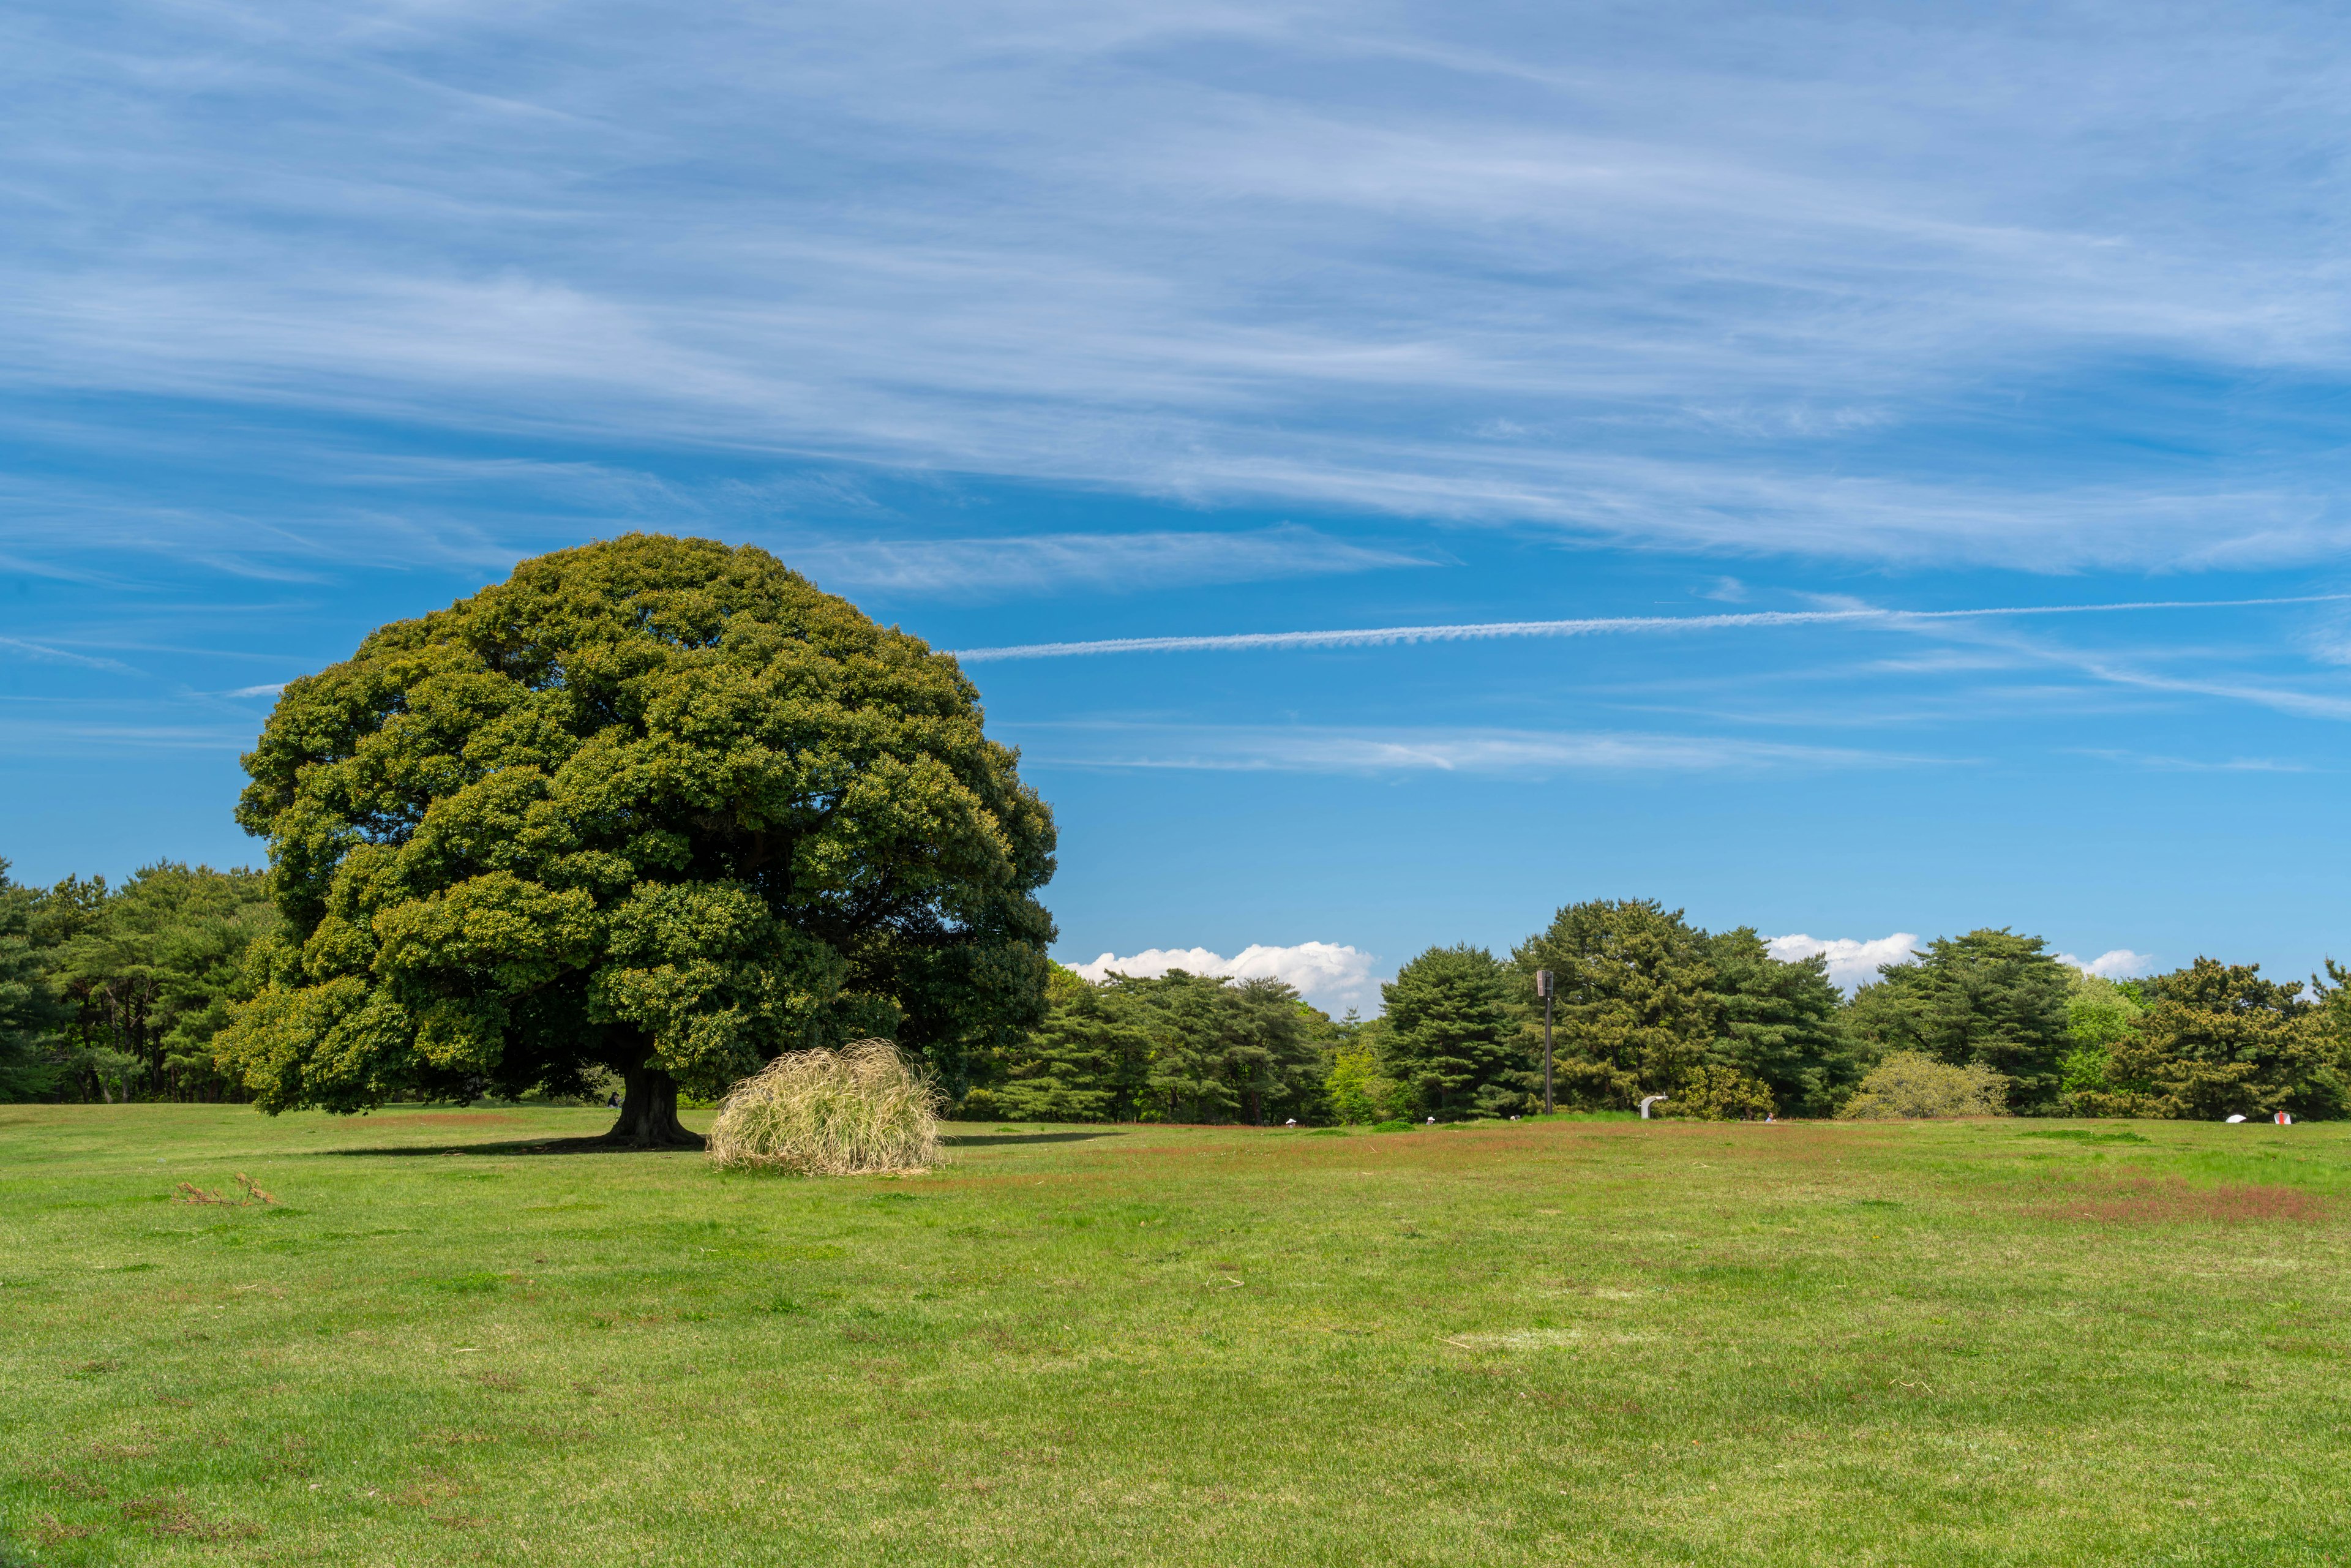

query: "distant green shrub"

left=1836, top=1052, right=2009, bottom=1120
left=1660, top=1064, right=1775, bottom=1120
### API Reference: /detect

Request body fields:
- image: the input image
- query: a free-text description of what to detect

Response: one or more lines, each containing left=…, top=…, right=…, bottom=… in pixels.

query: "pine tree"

left=1845, top=929, right=2071, bottom=1112
left=1703, top=927, right=1857, bottom=1117
left=1378, top=945, right=1524, bottom=1119
left=1513, top=899, right=1715, bottom=1109
left=0, top=861, right=66, bottom=1100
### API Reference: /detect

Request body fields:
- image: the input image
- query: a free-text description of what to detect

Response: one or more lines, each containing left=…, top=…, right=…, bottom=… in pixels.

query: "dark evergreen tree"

left=1128, top=970, right=1325, bottom=1125
left=1378, top=945, right=1525, bottom=1119
left=1513, top=899, right=1715, bottom=1109
left=0, top=861, right=66, bottom=1100
left=981, top=964, right=1155, bottom=1122
left=2080, top=957, right=2340, bottom=1120
left=1845, top=929, right=2071, bottom=1112
left=1703, top=927, right=1858, bottom=1117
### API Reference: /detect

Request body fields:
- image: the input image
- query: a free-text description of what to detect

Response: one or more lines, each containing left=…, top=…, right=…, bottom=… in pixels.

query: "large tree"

left=971, top=964, right=1156, bottom=1123
left=1513, top=899, right=1716, bottom=1109
left=44, top=863, right=276, bottom=1102
left=1379, top=945, right=1525, bottom=1119
left=2080, top=958, right=2339, bottom=1120
left=0, top=861, right=66, bottom=1101
left=220, top=535, right=1057, bottom=1145
left=1844, top=929, right=2071, bottom=1112
left=1703, top=926, right=1857, bottom=1117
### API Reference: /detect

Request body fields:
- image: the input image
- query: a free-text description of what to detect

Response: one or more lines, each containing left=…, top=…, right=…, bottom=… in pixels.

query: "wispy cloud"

left=1024, top=723, right=1929, bottom=775
left=9, top=2, right=2351, bottom=571
left=797, top=525, right=1435, bottom=597
left=953, top=595, right=2351, bottom=662
left=0, top=636, right=135, bottom=673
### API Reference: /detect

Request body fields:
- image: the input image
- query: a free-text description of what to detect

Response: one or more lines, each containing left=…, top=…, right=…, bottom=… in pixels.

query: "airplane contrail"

left=950, top=594, right=2350, bottom=662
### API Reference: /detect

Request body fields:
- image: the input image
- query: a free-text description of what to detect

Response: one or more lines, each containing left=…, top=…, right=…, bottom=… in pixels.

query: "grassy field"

left=4, top=1107, right=2350, bottom=1566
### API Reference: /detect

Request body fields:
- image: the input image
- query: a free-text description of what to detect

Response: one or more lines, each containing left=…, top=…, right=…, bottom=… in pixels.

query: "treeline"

left=0, top=858, right=274, bottom=1103
left=7, top=861, right=2344, bottom=1124
left=964, top=899, right=2351, bottom=1123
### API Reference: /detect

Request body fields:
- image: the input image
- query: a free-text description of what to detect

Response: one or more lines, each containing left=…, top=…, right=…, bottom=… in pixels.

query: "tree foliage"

left=966, top=967, right=1330, bottom=1124
left=1378, top=945, right=1525, bottom=1119
left=42, top=863, right=276, bottom=1102
left=0, top=861, right=67, bottom=1100
left=1845, top=929, right=2071, bottom=1112
left=2077, top=958, right=2340, bottom=1120
left=1836, top=1051, right=2009, bottom=1119
left=1702, top=926, right=1853, bottom=1117
left=1513, top=899, right=1717, bottom=1108
left=217, top=534, right=1056, bottom=1143
left=975, top=963, right=1157, bottom=1122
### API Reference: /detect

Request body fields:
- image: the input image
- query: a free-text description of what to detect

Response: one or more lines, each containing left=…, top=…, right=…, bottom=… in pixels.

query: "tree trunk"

left=601, top=1062, right=705, bottom=1149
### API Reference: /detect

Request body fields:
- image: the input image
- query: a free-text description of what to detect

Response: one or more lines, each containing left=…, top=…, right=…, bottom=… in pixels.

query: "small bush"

left=1837, top=1052, right=2009, bottom=1120
left=707, top=1040, right=945, bottom=1175
left=1660, top=1065, right=1776, bottom=1121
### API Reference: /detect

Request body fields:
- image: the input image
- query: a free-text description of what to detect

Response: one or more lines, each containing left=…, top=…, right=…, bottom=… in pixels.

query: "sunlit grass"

left=4, top=1106, right=2349, bottom=1564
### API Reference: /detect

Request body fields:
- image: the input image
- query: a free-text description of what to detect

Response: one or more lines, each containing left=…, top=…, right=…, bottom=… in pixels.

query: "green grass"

left=6, top=1106, right=2351, bottom=1565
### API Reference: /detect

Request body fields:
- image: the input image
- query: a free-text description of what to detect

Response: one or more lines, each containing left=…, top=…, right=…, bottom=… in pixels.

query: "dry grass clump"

left=707, top=1039, right=945, bottom=1175
left=1837, top=1051, right=2009, bottom=1119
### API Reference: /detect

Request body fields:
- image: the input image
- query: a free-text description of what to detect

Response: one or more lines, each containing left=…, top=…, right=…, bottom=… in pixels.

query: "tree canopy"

left=2079, top=958, right=2339, bottom=1120
left=1845, top=929, right=2071, bottom=1112
left=218, top=534, right=1057, bottom=1144
left=1512, top=899, right=1719, bottom=1109
left=1703, top=926, right=1853, bottom=1117
left=1378, top=945, right=1524, bottom=1119
left=0, top=861, right=67, bottom=1101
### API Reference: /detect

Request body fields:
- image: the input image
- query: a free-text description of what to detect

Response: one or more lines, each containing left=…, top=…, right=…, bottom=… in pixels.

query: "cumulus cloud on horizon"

left=2057, top=948, right=2156, bottom=978
left=1766, top=932, right=1921, bottom=992
left=1067, top=942, right=1382, bottom=1016
left=1772, top=931, right=2156, bottom=990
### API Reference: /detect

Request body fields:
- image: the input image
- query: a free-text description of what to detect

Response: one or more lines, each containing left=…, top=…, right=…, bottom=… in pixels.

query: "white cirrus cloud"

left=1766, top=932, right=1920, bottom=992
left=1025, top=723, right=1930, bottom=776
left=795, top=524, right=1435, bottom=598
left=1068, top=941, right=1382, bottom=1015
left=2057, top=948, right=2156, bottom=979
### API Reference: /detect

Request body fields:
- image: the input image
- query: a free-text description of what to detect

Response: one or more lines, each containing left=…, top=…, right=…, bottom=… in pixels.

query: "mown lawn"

left=4, top=1106, right=2349, bottom=1566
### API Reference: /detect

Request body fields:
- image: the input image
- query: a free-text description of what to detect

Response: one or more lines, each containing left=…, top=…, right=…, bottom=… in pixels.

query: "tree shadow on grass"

left=939, top=1130, right=1127, bottom=1147
left=310, top=1135, right=697, bottom=1158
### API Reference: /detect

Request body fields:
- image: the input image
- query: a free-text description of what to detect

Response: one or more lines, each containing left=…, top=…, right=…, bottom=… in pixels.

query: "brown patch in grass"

left=121, top=1496, right=261, bottom=1540
left=24, top=1467, right=108, bottom=1500
left=85, top=1441, right=157, bottom=1462
left=28, top=1514, right=97, bottom=1545
left=2040, top=1177, right=2333, bottom=1225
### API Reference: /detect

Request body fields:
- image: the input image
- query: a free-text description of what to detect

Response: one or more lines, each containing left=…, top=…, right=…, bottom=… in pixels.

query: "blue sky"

left=7, top=1, right=2351, bottom=1011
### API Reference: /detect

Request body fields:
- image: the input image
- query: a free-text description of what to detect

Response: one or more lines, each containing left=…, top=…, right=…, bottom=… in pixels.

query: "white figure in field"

left=1638, top=1095, right=1668, bottom=1119
left=1284, top=1119, right=1297, bottom=1127
left=1425, top=1116, right=1436, bottom=1125
left=2225, top=1114, right=2247, bottom=1123
left=2276, top=1111, right=2293, bottom=1125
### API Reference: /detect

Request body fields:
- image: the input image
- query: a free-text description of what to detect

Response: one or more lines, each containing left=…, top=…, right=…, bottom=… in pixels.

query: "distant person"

left=606, top=1091, right=620, bottom=1109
